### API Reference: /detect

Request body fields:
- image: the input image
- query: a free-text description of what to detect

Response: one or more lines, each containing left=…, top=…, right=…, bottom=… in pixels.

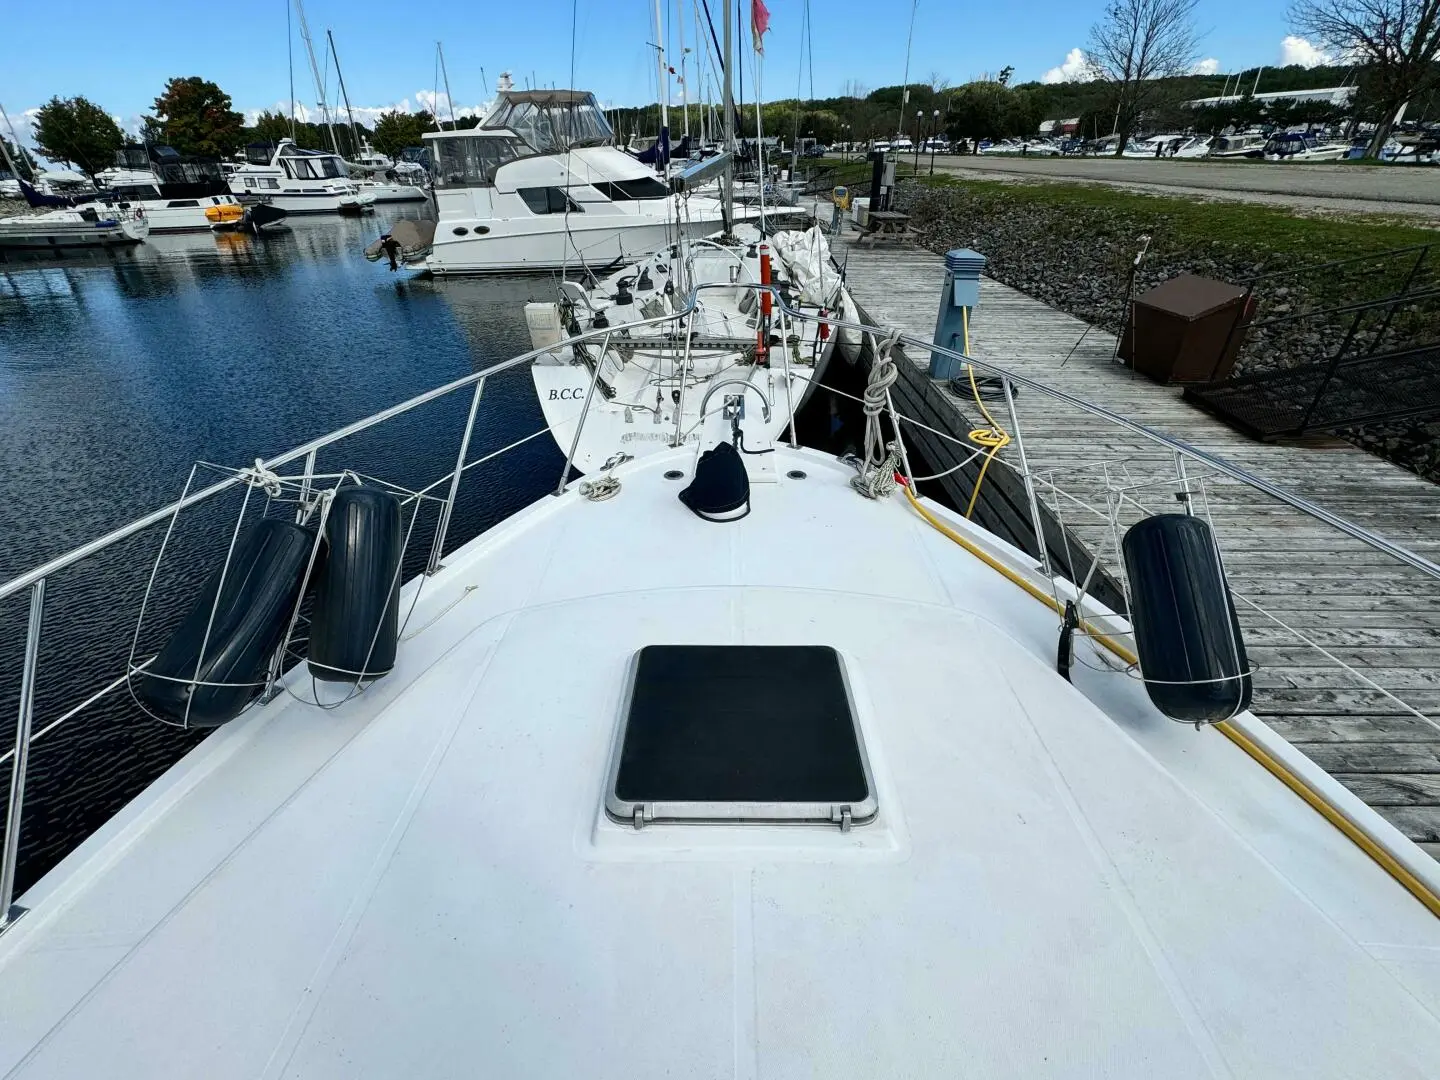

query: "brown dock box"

left=1118, top=274, right=1254, bottom=384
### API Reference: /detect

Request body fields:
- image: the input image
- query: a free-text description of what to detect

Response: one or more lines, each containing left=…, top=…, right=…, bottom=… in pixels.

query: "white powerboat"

left=528, top=224, right=858, bottom=472
left=420, top=88, right=736, bottom=274
left=97, top=144, right=258, bottom=232
left=345, top=140, right=429, bottom=202
left=353, top=176, right=430, bottom=203
left=0, top=203, right=149, bottom=248
left=1262, top=132, right=1349, bottom=162
left=1207, top=132, right=1267, bottom=158
left=1173, top=134, right=1212, bottom=158
left=229, top=139, right=375, bottom=215
left=2, top=290, right=1440, bottom=1077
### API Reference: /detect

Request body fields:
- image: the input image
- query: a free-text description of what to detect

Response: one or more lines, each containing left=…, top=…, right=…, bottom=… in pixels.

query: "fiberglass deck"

left=3, top=448, right=1440, bottom=1078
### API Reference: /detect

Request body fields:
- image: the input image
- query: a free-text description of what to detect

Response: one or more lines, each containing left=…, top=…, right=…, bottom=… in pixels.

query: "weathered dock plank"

left=832, top=232, right=1440, bottom=853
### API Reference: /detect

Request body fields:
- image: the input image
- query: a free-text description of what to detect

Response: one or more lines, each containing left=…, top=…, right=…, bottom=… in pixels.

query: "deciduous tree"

left=371, top=110, right=437, bottom=157
left=151, top=76, right=245, bottom=156
left=32, top=96, right=124, bottom=178
left=1087, top=0, right=1203, bottom=153
left=1291, top=0, right=1440, bottom=154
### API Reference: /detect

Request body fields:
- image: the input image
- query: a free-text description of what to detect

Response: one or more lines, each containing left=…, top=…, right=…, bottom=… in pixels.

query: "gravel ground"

left=892, top=180, right=1440, bottom=481
left=918, top=154, right=1440, bottom=223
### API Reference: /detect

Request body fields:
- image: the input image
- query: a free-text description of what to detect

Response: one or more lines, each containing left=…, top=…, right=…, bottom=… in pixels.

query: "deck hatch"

left=605, top=645, right=877, bottom=828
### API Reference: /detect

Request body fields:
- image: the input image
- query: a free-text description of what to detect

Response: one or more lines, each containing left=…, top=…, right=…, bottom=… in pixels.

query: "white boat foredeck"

left=4, top=448, right=1440, bottom=1078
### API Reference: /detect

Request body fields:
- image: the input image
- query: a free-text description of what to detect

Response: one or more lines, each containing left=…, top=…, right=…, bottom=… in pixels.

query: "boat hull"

left=424, top=216, right=722, bottom=275
left=0, top=217, right=149, bottom=249
left=359, top=182, right=430, bottom=203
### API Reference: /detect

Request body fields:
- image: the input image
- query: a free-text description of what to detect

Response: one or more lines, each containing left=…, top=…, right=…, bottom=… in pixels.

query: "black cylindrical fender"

left=1122, top=514, right=1252, bottom=723
left=137, top=519, right=315, bottom=727
left=308, top=486, right=403, bottom=683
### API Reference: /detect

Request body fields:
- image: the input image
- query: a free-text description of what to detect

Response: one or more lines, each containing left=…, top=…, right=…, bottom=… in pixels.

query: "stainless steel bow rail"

left=2, top=280, right=1438, bottom=930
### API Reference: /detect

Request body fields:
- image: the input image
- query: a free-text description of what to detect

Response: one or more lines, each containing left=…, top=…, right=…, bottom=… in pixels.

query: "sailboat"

left=3, top=234, right=1440, bottom=1077
left=0, top=139, right=149, bottom=248
left=526, top=0, right=850, bottom=471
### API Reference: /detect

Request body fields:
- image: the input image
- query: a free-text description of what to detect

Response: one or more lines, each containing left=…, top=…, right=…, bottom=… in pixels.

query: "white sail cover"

left=769, top=225, right=844, bottom=308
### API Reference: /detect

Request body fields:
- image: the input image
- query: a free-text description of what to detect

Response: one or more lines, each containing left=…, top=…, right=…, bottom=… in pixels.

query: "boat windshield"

left=480, top=90, right=613, bottom=153
left=430, top=135, right=525, bottom=189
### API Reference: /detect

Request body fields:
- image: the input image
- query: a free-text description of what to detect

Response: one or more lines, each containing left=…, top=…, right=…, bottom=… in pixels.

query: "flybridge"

left=425, top=89, right=617, bottom=154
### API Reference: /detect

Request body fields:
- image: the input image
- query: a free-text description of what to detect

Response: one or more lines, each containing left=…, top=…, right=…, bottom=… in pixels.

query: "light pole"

left=914, top=109, right=923, bottom=173
left=930, top=108, right=940, bottom=173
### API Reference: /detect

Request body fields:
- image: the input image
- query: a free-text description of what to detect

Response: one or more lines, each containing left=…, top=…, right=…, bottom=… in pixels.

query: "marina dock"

left=832, top=234, right=1440, bottom=857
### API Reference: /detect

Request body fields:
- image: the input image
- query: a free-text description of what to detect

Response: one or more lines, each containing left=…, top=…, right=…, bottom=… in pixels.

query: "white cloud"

left=1191, top=57, right=1220, bottom=75
left=244, top=91, right=492, bottom=132
left=1280, top=35, right=1331, bottom=68
left=1043, top=48, right=1091, bottom=85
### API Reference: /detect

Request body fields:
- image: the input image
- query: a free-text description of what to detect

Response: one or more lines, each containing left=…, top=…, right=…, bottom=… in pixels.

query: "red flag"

left=751, top=0, right=770, bottom=54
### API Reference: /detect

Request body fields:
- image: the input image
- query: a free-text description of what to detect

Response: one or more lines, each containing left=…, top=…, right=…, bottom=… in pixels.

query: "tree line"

left=20, top=0, right=1440, bottom=179
left=24, top=75, right=458, bottom=179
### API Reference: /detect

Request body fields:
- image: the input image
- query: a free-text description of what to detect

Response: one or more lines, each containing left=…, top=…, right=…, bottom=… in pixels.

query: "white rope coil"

left=579, top=475, right=622, bottom=502
left=851, top=330, right=903, bottom=500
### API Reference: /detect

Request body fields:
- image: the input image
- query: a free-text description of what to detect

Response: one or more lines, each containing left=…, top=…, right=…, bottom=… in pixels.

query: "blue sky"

left=4, top=0, right=1330, bottom=145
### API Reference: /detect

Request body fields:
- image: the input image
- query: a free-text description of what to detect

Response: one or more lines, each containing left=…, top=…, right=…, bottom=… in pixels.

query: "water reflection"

left=0, top=210, right=560, bottom=580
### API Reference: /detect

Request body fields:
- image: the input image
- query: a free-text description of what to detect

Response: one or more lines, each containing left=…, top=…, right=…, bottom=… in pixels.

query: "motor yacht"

left=97, top=144, right=259, bottom=232
left=420, top=88, right=736, bottom=274
left=229, top=139, right=375, bottom=215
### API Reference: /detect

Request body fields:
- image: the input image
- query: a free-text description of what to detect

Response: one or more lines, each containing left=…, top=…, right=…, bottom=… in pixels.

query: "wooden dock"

left=831, top=235, right=1440, bottom=856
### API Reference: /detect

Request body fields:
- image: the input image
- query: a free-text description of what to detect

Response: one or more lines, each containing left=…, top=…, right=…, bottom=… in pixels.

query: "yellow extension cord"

left=901, top=453, right=1440, bottom=921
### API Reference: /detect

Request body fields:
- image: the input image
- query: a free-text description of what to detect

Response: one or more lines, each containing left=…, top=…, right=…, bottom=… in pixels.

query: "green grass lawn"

left=900, top=172, right=1438, bottom=265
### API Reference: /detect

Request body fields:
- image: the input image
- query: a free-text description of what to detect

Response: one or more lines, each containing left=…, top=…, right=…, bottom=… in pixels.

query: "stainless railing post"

left=428, top=377, right=486, bottom=575
left=672, top=314, right=697, bottom=448
left=294, top=448, right=318, bottom=525
left=1175, top=450, right=1193, bottom=515
left=556, top=330, right=614, bottom=495
left=1, top=578, right=46, bottom=930
left=1001, top=375, right=1053, bottom=579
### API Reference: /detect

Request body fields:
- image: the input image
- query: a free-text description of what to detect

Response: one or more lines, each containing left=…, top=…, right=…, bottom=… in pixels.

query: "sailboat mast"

left=654, top=0, right=670, bottom=142
left=328, top=29, right=361, bottom=156
left=292, top=0, right=338, bottom=151
left=438, top=42, right=458, bottom=130
left=677, top=0, right=690, bottom=137
left=721, top=0, right=733, bottom=229
left=0, top=104, right=25, bottom=178
left=286, top=0, right=297, bottom=139
left=694, top=1, right=707, bottom=143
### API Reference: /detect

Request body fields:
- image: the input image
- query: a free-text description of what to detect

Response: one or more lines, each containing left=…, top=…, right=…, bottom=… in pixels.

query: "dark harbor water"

left=0, top=210, right=571, bottom=891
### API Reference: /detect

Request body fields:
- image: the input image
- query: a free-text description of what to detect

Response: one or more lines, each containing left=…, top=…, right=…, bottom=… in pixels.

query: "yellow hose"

left=958, top=307, right=1010, bottom=520
left=901, top=482, right=1440, bottom=919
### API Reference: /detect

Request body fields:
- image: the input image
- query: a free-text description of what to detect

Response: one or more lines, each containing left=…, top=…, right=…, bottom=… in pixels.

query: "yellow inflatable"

left=205, top=203, right=246, bottom=228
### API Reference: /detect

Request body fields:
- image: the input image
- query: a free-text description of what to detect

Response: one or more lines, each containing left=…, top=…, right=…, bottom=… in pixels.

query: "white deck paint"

left=3, top=449, right=1440, bottom=1078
